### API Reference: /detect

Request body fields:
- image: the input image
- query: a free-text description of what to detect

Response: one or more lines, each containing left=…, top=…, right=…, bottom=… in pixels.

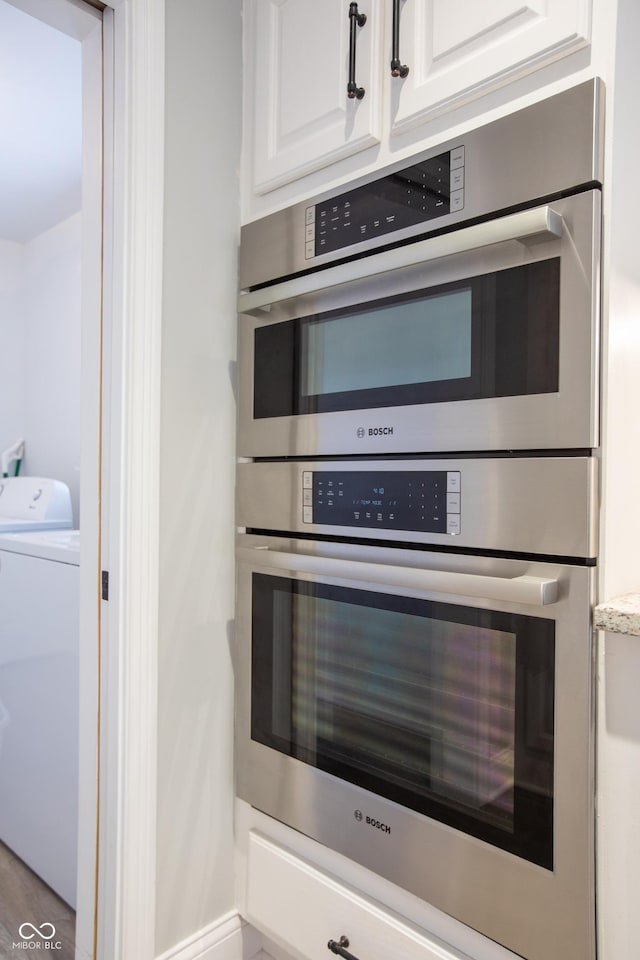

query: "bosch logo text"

left=357, top=426, right=394, bottom=438
left=366, top=816, right=391, bottom=833
left=354, top=810, right=390, bottom=834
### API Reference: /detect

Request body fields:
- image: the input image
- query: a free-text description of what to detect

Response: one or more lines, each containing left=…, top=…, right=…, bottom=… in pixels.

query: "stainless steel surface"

left=237, top=456, right=598, bottom=559
left=239, top=79, right=603, bottom=289
left=235, top=533, right=596, bottom=960
left=238, top=190, right=601, bottom=457
left=238, top=204, right=564, bottom=314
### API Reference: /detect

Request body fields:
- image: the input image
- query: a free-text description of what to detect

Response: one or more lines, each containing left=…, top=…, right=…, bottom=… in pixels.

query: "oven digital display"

left=306, top=470, right=461, bottom=535
left=312, top=148, right=463, bottom=257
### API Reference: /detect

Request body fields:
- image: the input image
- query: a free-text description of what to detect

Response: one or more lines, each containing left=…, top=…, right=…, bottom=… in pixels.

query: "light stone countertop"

left=594, top=594, right=640, bottom=636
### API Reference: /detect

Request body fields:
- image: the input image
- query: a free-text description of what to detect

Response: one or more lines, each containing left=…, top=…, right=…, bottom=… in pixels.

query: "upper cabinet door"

left=248, top=0, right=384, bottom=195
left=391, top=0, right=593, bottom=135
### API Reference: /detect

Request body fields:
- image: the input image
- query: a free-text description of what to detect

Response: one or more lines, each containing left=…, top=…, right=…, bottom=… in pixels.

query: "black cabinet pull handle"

left=328, top=935, right=361, bottom=960
left=347, top=2, right=367, bottom=100
left=391, top=0, right=409, bottom=78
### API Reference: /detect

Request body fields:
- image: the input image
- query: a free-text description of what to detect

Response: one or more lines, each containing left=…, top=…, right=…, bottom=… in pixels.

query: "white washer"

left=0, top=529, right=80, bottom=907
left=0, top=476, right=73, bottom=532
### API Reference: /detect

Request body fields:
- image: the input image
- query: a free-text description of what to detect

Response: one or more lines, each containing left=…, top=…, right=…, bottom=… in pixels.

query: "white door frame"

left=95, top=1, right=164, bottom=959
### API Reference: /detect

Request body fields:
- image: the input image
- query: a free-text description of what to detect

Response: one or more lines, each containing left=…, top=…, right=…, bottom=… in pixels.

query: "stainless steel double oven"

left=235, top=81, right=603, bottom=960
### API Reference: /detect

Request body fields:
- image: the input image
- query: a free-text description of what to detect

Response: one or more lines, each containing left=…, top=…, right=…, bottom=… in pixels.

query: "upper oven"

left=237, top=80, right=603, bottom=459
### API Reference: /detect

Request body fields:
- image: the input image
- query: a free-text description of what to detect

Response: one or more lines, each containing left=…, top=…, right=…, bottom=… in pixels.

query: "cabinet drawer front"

left=246, top=832, right=474, bottom=960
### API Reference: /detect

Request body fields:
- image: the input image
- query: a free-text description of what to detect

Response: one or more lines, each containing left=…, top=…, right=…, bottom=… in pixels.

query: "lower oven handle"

left=237, top=205, right=563, bottom=314
left=239, top=546, right=559, bottom=606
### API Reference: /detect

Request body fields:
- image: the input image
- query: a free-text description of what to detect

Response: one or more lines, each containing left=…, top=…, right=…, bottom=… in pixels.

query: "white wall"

left=155, top=0, right=242, bottom=952
left=599, top=0, right=640, bottom=603
left=22, top=213, right=81, bottom=523
left=0, top=238, right=25, bottom=460
left=596, top=3, right=640, bottom=959
left=0, top=217, right=81, bottom=522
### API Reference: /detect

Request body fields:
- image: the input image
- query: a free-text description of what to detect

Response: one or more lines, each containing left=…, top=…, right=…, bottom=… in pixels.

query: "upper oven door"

left=238, top=191, right=600, bottom=458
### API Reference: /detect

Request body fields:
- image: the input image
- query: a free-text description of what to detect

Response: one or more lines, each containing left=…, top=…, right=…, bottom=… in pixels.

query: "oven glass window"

left=253, top=259, right=560, bottom=419
left=302, top=288, right=472, bottom=397
left=251, top=573, right=555, bottom=869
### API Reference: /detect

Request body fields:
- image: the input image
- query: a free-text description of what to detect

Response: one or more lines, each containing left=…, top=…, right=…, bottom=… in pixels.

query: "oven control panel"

left=302, top=470, right=461, bottom=535
left=304, top=146, right=464, bottom=260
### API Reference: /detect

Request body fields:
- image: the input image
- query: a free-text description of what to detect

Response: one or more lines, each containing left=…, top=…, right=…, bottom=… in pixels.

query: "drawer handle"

left=347, top=3, right=367, bottom=100
left=328, top=936, right=360, bottom=960
left=391, top=0, right=409, bottom=77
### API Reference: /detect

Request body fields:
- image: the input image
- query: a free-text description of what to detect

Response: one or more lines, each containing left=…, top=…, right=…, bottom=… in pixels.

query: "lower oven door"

left=236, top=534, right=595, bottom=960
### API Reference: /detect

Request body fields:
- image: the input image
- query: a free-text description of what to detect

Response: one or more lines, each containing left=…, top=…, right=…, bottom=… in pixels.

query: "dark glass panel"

left=251, top=573, right=555, bottom=868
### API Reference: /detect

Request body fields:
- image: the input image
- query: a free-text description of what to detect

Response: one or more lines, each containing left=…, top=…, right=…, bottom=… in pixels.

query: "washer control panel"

left=302, top=470, right=461, bottom=535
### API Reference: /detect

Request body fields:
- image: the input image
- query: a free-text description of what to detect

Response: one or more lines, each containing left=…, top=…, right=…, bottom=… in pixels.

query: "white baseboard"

left=155, top=911, right=263, bottom=960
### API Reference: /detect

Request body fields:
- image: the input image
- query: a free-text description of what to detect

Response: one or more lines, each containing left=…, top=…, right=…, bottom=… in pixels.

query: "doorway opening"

left=0, top=1, right=103, bottom=956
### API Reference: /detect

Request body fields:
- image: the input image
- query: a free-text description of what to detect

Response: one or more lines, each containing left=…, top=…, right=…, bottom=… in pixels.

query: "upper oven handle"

left=238, top=205, right=563, bottom=314
left=239, top=545, right=559, bottom=606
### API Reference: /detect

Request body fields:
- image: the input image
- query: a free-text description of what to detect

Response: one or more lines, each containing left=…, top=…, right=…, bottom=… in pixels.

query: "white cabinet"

left=392, top=0, right=593, bottom=135
left=244, top=0, right=592, bottom=204
left=246, top=831, right=474, bottom=960
left=247, top=0, right=384, bottom=195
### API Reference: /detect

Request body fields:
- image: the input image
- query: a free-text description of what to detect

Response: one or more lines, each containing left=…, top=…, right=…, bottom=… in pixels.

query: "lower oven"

left=235, top=457, right=597, bottom=960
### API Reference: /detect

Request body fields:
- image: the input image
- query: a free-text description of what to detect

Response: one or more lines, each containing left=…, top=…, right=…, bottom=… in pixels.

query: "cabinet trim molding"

left=155, top=911, right=263, bottom=960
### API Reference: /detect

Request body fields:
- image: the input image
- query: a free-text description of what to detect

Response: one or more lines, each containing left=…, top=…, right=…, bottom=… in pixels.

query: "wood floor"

left=0, top=841, right=75, bottom=959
